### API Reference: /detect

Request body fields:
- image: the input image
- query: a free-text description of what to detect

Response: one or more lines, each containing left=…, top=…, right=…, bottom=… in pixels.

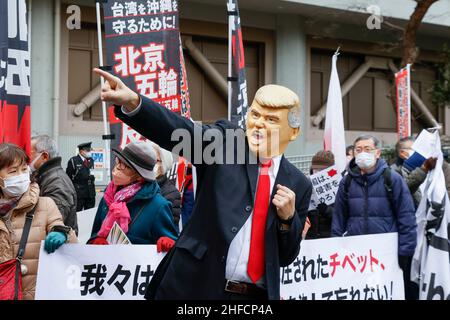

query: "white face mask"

left=355, top=152, right=377, bottom=170
left=83, top=151, right=92, bottom=158
left=30, top=152, right=43, bottom=172
left=0, top=171, right=31, bottom=198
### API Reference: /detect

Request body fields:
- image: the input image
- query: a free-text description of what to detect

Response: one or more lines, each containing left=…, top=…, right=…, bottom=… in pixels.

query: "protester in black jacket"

left=152, top=141, right=181, bottom=228
left=31, top=135, right=78, bottom=235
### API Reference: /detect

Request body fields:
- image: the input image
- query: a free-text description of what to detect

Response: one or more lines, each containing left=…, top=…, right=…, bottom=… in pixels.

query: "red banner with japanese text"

left=395, top=64, right=411, bottom=139
left=102, top=0, right=190, bottom=156
left=0, top=0, right=31, bottom=155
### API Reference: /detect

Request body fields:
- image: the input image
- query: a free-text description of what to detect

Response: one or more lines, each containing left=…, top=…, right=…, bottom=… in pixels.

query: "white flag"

left=411, top=130, right=450, bottom=299
left=324, top=53, right=347, bottom=174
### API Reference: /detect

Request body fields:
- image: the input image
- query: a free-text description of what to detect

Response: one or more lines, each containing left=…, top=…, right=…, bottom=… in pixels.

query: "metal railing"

left=285, top=154, right=315, bottom=176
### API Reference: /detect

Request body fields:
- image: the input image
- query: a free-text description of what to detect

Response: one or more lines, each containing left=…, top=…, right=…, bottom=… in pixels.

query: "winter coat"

left=34, top=157, right=78, bottom=235
left=332, top=158, right=417, bottom=256
left=392, top=159, right=450, bottom=207
left=0, top=183, right=78, bottom=300
left=157, top=175, right=181, bottom=227
left=391, top=160, right=426, bottom=207
left=90, top=181, right=178, bottom=244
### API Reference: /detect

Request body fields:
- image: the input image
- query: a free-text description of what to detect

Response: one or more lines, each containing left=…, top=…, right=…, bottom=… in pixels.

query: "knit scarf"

left=97, top=181, right=143, bottom=238
left=0, top=197, right=19, bottom=217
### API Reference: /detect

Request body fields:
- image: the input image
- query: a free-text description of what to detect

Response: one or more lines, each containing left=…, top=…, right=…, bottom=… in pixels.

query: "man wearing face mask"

left=332, top=135, right=417, bottom=299
left=66, top=142, right=96, bottom=211
left=390, top=136, right=450, bottom=209
left=30, top=135, right=78, bottom=235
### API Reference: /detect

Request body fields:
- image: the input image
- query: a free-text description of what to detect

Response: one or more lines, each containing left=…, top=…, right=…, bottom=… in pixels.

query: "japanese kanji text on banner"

left=0, top=0, right=31, bottom=154
left=280, top=233, right=405, bottom=300
left=35, top=243, right=165, bottom=300
left=395, top=64, right=411, bottom=139
left=102, top=0, right=188, bottom=152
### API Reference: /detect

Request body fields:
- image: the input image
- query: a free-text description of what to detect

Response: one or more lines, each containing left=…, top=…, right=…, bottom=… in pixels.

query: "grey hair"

left=151, top=142, right=173, bottom=175
left=354, top=134, right=381, bottom=149
left=395, top=136, right=415, bottom=157
left=31, top=135, right=58, bottom=158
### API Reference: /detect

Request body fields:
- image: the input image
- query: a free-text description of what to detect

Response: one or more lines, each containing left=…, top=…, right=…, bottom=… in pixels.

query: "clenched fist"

left=272, top=184, right=296, bottom=221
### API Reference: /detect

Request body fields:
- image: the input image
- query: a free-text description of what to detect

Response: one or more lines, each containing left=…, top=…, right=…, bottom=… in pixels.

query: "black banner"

left=103, top=0, right=188, bottom=152
left=0, top=0, right=31, bottom=154
left=228, top=0, right=248, bottom=129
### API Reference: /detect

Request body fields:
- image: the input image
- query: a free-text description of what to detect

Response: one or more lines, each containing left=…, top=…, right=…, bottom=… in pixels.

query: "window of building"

left=310, top=48, right=439, bottom=133
left=68, top=25, right=105, bottom=121
left=183, top=36, right=264, bottom=123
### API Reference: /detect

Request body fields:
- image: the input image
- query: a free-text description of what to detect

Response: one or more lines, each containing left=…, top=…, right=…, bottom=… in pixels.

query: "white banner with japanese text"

left=308, top=165, right=342, bottom=210
left=35, top=243, right=165, bottom=300
left=280, top=233, right=405, bottom=300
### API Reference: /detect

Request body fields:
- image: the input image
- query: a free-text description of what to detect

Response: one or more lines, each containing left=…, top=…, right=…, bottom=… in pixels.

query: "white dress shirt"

left=121, top=100, right=142, bottom=116
left=225, top=155, right=282, bottom=287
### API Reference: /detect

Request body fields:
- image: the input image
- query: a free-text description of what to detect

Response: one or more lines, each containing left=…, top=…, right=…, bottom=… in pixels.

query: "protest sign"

left=395, top=64, right=411, bottom=139
left=280, top=233, right=405, bottom=300
left=35, top=243, right=165, bottom=300
left=308, top=165, right=342, bottom=209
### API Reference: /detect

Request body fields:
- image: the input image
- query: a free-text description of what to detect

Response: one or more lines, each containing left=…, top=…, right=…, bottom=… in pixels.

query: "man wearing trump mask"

left=93, top=68, right=312, bottom=300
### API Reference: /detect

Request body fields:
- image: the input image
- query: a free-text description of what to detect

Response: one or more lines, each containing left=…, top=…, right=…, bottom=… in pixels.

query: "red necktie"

left=247, top=160, right=272, bottom=283
left=83, top=159, right=89, bottom=167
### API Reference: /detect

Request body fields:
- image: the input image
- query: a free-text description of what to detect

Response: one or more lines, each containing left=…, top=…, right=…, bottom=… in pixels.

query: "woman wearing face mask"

left=88, top=141, right=178, bottom=251
left=151, top=142, right=181, bottom=227
left=0, top=143, right=77, bottom=300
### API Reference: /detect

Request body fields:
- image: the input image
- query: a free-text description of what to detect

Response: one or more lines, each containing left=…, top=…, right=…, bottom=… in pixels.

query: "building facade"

left=28, top=0, right=450, bottom=184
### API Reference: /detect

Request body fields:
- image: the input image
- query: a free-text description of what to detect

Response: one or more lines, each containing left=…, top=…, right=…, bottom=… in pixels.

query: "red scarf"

left=97, top=181, right=143, bottom=238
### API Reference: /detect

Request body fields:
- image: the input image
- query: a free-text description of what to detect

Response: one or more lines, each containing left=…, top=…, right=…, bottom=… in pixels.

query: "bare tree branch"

left=401, top=0, right=440, bottom=67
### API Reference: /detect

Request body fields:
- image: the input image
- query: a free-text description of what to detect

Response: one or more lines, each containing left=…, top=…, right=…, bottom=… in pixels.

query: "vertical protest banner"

left=323, top=50, right=346, bottom=174
left=280, top=233, right=405, bottom=300
left=102, top=0, right=189, bottom=156
left=411, top=130, right=450, bottom=300
left=227, top=0, right=248, bottom=128
left=35, top=243, right=165, bottom=300
left=0, top=0, right=31, bottom=155
left=395, top=64, right=411, bottom=139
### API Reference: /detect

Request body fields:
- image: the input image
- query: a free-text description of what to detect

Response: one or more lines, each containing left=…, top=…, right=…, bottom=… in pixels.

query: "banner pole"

left=227, top=0, right=232, bottom=122
left=95, top=1, right=111, bottom=184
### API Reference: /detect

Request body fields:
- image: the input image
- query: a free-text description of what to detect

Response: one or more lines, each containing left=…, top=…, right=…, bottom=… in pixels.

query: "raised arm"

left=93, top=68, right=234, bottom=164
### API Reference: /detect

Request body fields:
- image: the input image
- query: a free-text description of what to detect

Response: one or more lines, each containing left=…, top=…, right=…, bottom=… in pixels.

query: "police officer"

left=66, top=142, right=96, bottom=211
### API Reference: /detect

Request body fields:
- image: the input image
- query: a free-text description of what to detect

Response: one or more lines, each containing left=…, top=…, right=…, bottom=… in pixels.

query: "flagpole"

left=227, top=0, right=232, bottom=122
left=95, top=0, right=111, bottom=183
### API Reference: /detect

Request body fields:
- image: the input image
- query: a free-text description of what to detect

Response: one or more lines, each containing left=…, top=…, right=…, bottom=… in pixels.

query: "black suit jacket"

left=114, top=96, right=312, bottom=300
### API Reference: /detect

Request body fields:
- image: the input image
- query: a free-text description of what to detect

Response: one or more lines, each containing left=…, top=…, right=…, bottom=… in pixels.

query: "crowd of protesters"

left=1, top=129, right=447, bottom=300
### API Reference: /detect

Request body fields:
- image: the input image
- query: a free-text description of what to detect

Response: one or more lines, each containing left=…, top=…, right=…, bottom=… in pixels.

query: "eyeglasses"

left=114, top=157, right=131, bottom=171
left=354, top=147, right=377, bottom=154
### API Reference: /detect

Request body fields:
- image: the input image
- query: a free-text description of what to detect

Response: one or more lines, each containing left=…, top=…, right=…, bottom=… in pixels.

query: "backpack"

left=342, top=167, right=395, bottom=223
